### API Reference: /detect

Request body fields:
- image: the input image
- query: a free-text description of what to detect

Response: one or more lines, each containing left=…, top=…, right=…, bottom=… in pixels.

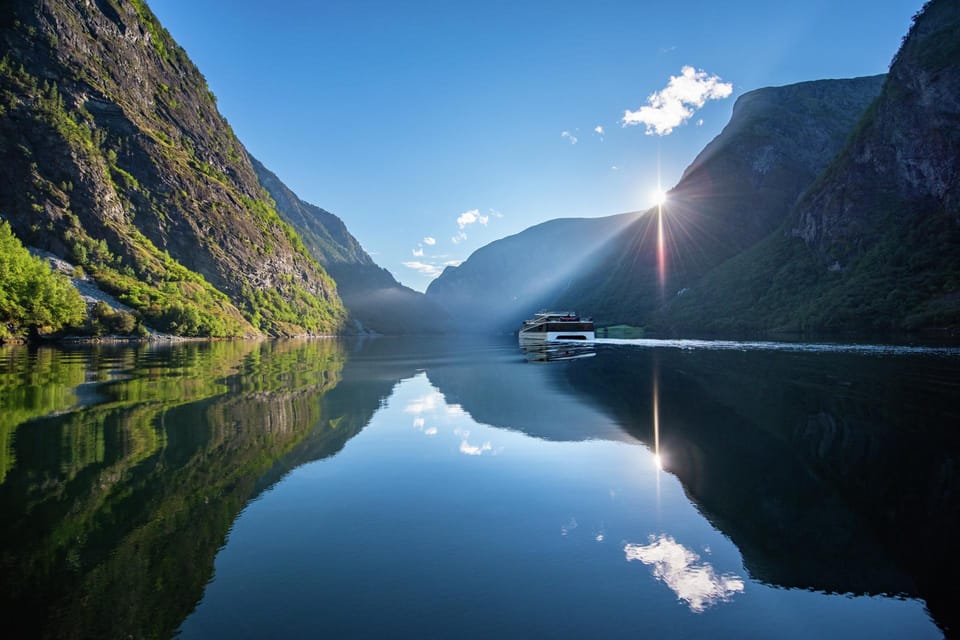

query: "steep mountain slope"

left=425, top=212, right=640, bottom=332
left=660, top=0, right=959, bottom=333
left=552, top=75, right=885, bottom=325
left=0, top=0, right=344, bottom=336
left=250, top=156, right=451, bottom=333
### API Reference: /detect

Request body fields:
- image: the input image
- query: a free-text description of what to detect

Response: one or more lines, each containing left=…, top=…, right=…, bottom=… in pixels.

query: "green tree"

left=0, top=220, right=86, bottom=339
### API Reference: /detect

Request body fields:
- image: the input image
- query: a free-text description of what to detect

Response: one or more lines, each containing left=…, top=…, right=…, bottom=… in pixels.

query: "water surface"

left=0, top=337, right=956, bottom=638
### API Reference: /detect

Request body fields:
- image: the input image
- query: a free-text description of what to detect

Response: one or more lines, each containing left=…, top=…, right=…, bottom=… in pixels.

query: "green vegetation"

left=88, top=300, right=138, bottom=335
left=0, top=221, right=85, bottom=340
left=1, top=6, right=346, bottom=338
left=655, top=201, right=960, bottom=333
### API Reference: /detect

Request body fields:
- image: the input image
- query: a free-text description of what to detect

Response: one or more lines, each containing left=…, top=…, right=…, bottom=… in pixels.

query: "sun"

left=651, top=188, right=668, bottom=207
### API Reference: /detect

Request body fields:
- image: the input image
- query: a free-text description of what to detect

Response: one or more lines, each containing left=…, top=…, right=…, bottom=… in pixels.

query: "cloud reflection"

left=454, top=428, right=493, bottom=456
left=625, top=535, right=744, bottom=612
left=459, top=439, right=492, bottom=455
left=404, top=392, right=442, bottom=414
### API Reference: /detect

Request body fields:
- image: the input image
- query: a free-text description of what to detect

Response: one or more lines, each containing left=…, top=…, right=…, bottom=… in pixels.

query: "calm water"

left=1, top=337, right=958, bottom=639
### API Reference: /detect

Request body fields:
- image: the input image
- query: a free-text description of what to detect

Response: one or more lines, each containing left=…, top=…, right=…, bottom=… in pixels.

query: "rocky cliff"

left=0, top=0, right=344, bottom=336
left=553, top=75, right=885, bottom=326
left=660, top=0, right=960, bottom=332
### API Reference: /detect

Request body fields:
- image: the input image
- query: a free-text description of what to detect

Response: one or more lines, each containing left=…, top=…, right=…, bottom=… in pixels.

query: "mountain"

left=249, top=156, right=451, bottom=334
left=427, top=74, right=884, bottom=332
left=0, top=0, right=344, bottom=336
left=426, top=212, right=640, bottom=332
left=658, top=0, right=960, bottom=333
left=551, top=74, right=886, bottom=326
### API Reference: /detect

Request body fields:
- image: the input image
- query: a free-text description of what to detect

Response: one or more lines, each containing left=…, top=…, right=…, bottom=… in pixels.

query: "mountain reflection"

left=557, top=344, right=960, bottom=636
left=1, top=337, right=957, bottom=638
left=419, top=338, right=958, bottom=635
left=0, top=339, right=377, bottom=640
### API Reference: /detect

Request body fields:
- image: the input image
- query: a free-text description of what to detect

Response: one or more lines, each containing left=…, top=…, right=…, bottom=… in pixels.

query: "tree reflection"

left=0, top=339, right=372, bottom=640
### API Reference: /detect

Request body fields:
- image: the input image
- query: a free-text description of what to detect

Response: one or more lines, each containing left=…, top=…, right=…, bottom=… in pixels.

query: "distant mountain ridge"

left=426, top=212, right=640, bottom=332
left=250, top=155, right=451, bottom=333
left=248, top=155, right=374, bottom=268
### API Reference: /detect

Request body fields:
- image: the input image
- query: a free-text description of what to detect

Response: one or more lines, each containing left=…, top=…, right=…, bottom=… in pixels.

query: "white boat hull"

left=519, top=331, right=595, bottom=345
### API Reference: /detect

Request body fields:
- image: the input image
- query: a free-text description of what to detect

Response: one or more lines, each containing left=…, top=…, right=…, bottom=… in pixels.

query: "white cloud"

left=424, top=427, right=438, bottom=436
left=489, top=208, right=504, bottom=218
left=594, top=125, right=604, bottom=135
left=451, top=231, right=467, bottom=244
left=402, top=261, right=443, bottom=277
left=611, top=165, right=619, bottom=171
left=456, top=209, right=480, bottom=229
left=423, top=236, right=436, bottom=245
left=412, top=417, right=425, bottom=428
left=697, top=118, right=704, bottom=127
left=444, top=260, right=463, bottom=267
left=625, top=535, right=744, bottom=612
left=412, top=246, right=424, bottom=257
left=622, top=66, right=732, bottom=136
left=561, top=130, right=578, bottom=144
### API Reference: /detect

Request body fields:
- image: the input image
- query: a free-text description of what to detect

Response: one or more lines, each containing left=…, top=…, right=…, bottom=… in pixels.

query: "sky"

left=149, top=0, right=923, bottom=292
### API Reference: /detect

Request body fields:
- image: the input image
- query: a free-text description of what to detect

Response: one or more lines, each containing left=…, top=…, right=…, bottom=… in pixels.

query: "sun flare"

left=651, top=188, right=668, bottom=207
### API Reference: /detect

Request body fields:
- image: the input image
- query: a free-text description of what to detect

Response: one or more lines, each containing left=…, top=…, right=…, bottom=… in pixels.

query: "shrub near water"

left=0, top=220, right=85, bottom=339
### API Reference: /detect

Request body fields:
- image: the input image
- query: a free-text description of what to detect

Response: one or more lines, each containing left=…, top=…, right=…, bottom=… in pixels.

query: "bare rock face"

left=792, top=0, right=960, bottom=260
left=0, top=0, right=345, bottom=335
left=647, top=0, right=959, bottom=333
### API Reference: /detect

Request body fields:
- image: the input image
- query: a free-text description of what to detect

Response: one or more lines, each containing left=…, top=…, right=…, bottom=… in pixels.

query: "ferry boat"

left=518, top=311, right=595, bottom=346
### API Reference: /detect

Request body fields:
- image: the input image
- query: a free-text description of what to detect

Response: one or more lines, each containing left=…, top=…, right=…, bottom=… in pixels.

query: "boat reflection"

left=520, top=340, right=596, bottom=362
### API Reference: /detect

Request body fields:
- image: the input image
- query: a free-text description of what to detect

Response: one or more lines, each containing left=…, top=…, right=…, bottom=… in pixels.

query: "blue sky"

left=150, top=0, right=922, bottom=292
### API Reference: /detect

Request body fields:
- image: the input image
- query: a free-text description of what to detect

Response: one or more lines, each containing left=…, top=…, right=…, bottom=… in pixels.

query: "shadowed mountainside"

left=658, top=0, right=960, bottom=332
left=555, top=75, right=885, bottom=326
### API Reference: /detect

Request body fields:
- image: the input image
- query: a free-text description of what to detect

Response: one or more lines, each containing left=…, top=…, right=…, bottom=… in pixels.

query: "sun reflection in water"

left=652, top=355, right=663, bottom=516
